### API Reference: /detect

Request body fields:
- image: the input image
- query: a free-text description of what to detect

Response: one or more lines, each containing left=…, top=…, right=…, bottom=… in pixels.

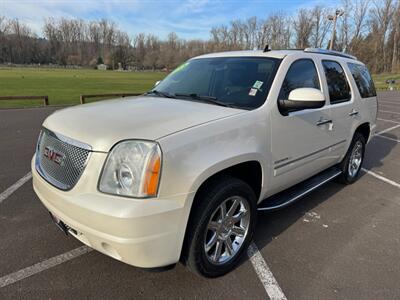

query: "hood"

left=43, top=96, right=243, bottom=152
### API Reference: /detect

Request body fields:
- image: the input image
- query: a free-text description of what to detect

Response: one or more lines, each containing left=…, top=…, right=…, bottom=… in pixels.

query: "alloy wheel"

left=204, top=196, right=250, bottom=265
left=348, top=140, right=363, bottom=177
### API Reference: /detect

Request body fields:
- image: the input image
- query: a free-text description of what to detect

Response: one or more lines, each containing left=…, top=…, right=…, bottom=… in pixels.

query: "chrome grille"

left=35, top=128, right=91, bottom=190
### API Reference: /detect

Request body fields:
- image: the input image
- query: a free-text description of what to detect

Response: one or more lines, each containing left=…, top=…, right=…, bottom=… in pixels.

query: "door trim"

left=274, top=139, right=346, bottom=170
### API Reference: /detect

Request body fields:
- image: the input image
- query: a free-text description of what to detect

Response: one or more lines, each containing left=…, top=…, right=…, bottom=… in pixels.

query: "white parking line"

left=375, top=124, right=400, bottom=135
left=0, top=239, right=282, bottom=294
left=377, top=118, right=400, bottom=124
left=0, top=172, right=32, bottom=205
left=375, top=134, right=400, bottom=143
left=379, top=110, right=400, bottom=115
left=1, top=171, right=285, bottom=298
left=362, top=168, right=400, bottom=189
left=0, top=246, right=92, bottom=288
left=247, top=242, right=287, bottom=300
left=0, top=172, right=93, bottom=289
left=379, top=104, right=400, bottom=109
left=0, top=129, right=396, bottom=295
left=379, top=101, right=399, bottom=105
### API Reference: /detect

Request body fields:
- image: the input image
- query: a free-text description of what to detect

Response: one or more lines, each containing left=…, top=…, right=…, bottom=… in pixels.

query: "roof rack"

left=304, top=48, right=357, bottom=60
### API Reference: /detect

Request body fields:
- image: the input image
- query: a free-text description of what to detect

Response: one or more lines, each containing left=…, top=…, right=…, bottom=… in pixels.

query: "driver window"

left=279, top=59, right=321, bottom=100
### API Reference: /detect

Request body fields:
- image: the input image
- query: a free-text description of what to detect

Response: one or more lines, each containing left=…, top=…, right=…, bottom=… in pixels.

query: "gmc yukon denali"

left=32, top=48, right=378, bottom=277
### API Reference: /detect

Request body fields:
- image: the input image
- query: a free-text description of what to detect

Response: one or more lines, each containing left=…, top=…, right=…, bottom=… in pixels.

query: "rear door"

left=269, top=57, right=338, bottom=193
left=321, top=60, right=356, bottom=160
left=347, top=62, right=378, bottom=137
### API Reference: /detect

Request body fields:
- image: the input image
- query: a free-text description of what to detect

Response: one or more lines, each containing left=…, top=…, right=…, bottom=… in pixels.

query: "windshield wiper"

left=174, top=93, right=237, bottom=108
left=145, top=90, right=176, bottom=99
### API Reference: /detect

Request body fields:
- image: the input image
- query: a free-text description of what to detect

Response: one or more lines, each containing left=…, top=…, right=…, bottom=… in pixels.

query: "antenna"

left=263, top=44, right=270, bottom=52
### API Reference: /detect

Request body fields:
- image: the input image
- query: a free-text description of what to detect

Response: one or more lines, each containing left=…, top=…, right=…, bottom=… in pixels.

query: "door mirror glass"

left=279, top=88, right=325, bottom=114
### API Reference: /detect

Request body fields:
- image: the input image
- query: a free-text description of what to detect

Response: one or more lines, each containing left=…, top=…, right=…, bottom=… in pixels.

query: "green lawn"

left=0, top=67, right=398, bottom=109
left=372, top=73, right=400, bottom=90
left=0, top=68, right=166, bottom=108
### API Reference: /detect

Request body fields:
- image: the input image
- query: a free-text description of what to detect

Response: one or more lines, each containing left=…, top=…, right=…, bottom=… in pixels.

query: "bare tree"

left=336, top=0, right=353, bottom=51
left=294, top=9, right=314, bottom=48
left=354, top=0, right=370, bottom=40
left=266, top=13, right=291, bottom=49
left=1, top=1, right=400, bottom=74
left=310, top=6, right=332, bottom=48
left=391, top=0, right=400, bottom=71
left=370, top=0, right=395, bottom=72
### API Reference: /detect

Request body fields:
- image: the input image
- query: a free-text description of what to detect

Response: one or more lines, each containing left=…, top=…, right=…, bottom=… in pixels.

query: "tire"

left=337, top=132, right=366, bottom=184
left=182, top=176, right=257, bottom=278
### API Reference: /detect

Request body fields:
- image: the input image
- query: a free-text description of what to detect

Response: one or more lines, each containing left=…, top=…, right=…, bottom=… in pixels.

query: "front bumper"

left=32, top=154, right=194, bottom=268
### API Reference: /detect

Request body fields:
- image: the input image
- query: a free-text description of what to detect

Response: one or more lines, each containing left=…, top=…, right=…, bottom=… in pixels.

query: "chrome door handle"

left=316, top=119, right=333, bottom=126
left=349, top=109, right=359, bottom=117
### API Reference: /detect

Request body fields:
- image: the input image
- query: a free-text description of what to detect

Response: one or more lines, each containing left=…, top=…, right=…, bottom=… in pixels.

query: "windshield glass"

left=149, top=57, right=280, bottom=109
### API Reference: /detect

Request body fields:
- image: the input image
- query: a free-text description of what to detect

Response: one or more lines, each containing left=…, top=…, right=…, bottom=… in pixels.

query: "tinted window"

left=279, top=59, right=320, bottom=100
left=151, top=57, right=280, bottom=109
left=347, top=63, right=376, bottom=98
left=322, top=60, right=351, bottom=104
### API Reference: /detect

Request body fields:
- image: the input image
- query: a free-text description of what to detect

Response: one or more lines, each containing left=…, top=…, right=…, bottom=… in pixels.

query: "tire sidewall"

left=342, top=133, right=366, bottom=183
left=190, top=179, right=257, bottom=277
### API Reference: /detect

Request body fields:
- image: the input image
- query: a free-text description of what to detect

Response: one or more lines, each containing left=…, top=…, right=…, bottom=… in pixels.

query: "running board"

left=257, top=167, right=342, bottom=211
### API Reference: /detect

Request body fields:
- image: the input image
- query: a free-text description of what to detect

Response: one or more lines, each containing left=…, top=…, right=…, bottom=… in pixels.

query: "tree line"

left=0, top=0, right=399, bottom=74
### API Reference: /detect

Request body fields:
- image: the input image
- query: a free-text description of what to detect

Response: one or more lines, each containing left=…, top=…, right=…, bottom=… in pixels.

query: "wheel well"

left=355, top=123, right=370, bottom=142
left=195, top=161, right=262, bottom=201
left=180, top=161, right=262, bottom=262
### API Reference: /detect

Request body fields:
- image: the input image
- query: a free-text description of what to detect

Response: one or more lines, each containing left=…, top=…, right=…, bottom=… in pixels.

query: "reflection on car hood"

left=43, top=96, right=244, bottom=152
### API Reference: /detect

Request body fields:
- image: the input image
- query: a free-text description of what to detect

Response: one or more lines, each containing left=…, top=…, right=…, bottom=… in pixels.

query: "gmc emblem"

left=43, top=146, right=65, bottom=165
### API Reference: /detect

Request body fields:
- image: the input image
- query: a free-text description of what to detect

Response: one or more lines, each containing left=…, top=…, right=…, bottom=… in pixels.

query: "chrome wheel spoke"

left=213, top=240, right=223, bottom=262
left=226, top=198, right=240, bottom=217
left=224, top=240, right=234, bottom=256
left=231, top=225, right=245, bottom=237
left=232, top=209, right=247, bottom=223
left=220, top=202, right=227, bottom=219
left=205, top=233, right=217, bottom=252
left=208, top=221, right=219, bottom=232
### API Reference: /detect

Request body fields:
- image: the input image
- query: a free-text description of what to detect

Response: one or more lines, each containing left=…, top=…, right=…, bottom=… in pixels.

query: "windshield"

left=148, top=57, right=280, bottom=109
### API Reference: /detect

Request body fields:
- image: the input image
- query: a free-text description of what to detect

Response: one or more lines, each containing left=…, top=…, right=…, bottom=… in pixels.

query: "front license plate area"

left=49, top=212, right=69, bottom=235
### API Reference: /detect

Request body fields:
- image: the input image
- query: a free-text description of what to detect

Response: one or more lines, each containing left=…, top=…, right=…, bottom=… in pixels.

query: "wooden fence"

left=80, top=93, right=142, bottom=104
left=0, top=95, right=49, bottom=106
left=0, top=93, right=143, bottom=107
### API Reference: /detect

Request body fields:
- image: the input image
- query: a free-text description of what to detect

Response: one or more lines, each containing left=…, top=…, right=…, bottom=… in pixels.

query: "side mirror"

left=279, top=88, right=325, bottom=114
left=154, top=80, right=161, bottom=87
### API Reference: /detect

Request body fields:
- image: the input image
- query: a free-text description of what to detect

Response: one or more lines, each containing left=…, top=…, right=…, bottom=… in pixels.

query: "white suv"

left=32, top=48, right=377, bottom=277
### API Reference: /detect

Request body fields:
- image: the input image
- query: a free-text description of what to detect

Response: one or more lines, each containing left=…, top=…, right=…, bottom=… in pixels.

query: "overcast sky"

left=1, top=0, right=329, bottom=39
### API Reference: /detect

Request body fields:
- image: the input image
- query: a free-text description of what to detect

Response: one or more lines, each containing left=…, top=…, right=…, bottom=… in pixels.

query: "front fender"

left=156, top=110, right=270, bottom=199
left=188, top=153, right=265, bottom=197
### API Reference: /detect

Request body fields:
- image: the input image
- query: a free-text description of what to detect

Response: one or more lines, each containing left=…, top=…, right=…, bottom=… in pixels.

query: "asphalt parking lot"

left=0, top=92, right=399, bottom=299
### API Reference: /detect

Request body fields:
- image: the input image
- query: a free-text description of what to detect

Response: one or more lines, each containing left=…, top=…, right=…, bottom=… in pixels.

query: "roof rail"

left=304, top=48, right=357, bottom=60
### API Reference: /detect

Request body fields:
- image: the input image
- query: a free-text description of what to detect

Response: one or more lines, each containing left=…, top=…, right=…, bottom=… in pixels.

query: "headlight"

left=99, top=140, right=162, bottom=198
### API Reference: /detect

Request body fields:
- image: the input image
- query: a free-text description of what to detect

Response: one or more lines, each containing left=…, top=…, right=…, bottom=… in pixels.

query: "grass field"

left=372, top=73, right=400, bottom=90
left=0, top=68, right=165, bottom=108
left=0, top=67, right=398, bottom=108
